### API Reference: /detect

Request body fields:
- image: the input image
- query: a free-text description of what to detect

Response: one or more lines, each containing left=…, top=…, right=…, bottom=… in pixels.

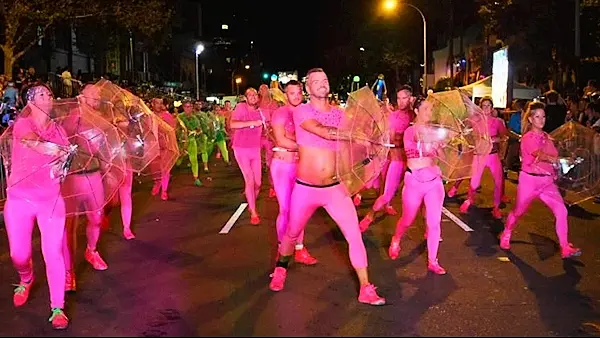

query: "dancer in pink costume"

left=459, top=97, right=508, bottom=219
left=230, top=88, right=265, bottom=224
left=499, top=102, right=582, bottom=258
left=269, top=68, right=385, bottom=306
left=3, top=85, right=69, bottom=329
left=359, top=85, right=413, bottom=231
left=61, top=85, right=114, bottom=295
left=152, top=101, right=178, bottom=200
left=448, top=101, right=510, bottom=203
left=270, top=80, right=317, bottom=265
left=258, top=84, right=279, bottom=198
left=388, top=97, right=448, bottom=275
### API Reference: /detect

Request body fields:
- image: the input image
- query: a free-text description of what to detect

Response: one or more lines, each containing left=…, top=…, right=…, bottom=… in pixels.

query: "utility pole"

left=575, top=0, right=581, bottom=90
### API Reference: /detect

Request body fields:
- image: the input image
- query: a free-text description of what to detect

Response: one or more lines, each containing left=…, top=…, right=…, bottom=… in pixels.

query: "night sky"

left=199, top=0, right=376, bottom=74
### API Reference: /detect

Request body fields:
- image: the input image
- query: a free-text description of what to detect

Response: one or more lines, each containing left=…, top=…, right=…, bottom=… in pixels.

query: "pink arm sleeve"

left=292, top=104, right=313, bottom=127
left=520, top=133, right=537, bottom=166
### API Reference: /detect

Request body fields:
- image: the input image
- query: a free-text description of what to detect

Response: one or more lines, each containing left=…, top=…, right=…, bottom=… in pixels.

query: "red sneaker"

left=358, top=283, right=386, bottom=305
left=65, top=270, right=76, bottom=292
left=427, top=259, right=447, bottom=275
left=359, top=214, right=374, bottom=233
left=492, top=207, right=502, bottom=220
left=459, top=199, right=471, bottom=213
left=447, top=186, right=458, bottom=198
left=49, top=308, right=69, bottom=330
left=353, top=194, right=362, bottom=206
left=85, top=248, right=108, bottom=271
left=294, top=248, right=318, bottom=265
left=561, top=243, right=582, bottom=259
left=250, top=215, right=260, bottom=225
left=499, top=230, right=511, bottom=250
left=388, top=235, right=401, bottom=260
left=385, top=205, right=397, bottom=215
left=13, top=277, right=34, bottom=307
left=151, top=183, right=160, bottom=196
left=269, top=267, right=287, bottom=292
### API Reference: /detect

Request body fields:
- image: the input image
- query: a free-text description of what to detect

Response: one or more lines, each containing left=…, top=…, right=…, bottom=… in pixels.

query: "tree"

left=0, top=0, right=172, bottom=79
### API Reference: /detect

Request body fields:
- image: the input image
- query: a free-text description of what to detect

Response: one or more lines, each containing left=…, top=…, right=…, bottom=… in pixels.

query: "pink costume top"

left=158, top=111, right=177, bottom=129
left=231, top=102, right=263, bottom=148
left=403, top=125, right=439, bottom=159
left=487, top=116, right=507, bottom=153
left=520, top=130, right=557, bottom=175
left=271, top=105, right=296, bottom=144
left=7, top=116, right=70, bottom=201
left=293, top=103, right=342, bottom=151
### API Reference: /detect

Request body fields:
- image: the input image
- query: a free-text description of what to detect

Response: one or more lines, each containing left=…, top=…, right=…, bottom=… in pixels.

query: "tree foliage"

left=0, top=0, right=172, bottom=79
left=475, top=0, right=576, bottom=86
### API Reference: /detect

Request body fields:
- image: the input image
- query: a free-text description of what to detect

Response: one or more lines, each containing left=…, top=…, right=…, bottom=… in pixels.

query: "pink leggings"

left=261, top=137, right=274, bottom=187
left=468, top=153, right=504, bottom=207
left=62, top=172, right=105, bottom=270
left=270, top=159, right=302, bottom=243
left=280, top=181, right=368, bottom=268
left=4, top=194, right=66, bottom=309
left=233, top=147, right=262, bottom=212
left=393, top=167, right=445, bottom=263
left=505, top=172, right=570, bottom=247
left=373, top=160, right=406, bottom=211
left=119, top=168, right=134, bottom=229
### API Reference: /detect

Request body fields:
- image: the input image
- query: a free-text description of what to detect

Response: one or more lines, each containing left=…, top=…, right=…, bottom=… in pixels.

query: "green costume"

left=213, top=113, right=230, bottom=164
left=177, top=113, right=202, bottom=184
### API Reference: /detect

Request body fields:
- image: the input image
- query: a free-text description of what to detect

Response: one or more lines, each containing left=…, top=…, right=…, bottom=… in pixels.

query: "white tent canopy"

left=459, top=75, right=541, bottom=100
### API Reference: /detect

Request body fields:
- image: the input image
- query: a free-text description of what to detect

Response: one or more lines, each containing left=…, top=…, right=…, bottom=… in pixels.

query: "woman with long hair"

left=499, top=102, right=582, bottom=259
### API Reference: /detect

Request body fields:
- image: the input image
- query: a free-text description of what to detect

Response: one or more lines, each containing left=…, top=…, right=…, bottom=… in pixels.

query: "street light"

left=245, top=65, right=250, bottom=70
left=235, top=77, right=242, bottom=95
left=195, top=43, right=205, bottom=100
left=381, top=0, right=427, bottom=94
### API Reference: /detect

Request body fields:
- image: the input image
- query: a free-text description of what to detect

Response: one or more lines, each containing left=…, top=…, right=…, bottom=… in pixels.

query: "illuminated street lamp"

left=235, top=77, right=242, bottom=95
left=245, top=65, right=250, bottom=70
left=195, top=43, right=205, bottom=100
left=380, top=0, right=427, bottom=94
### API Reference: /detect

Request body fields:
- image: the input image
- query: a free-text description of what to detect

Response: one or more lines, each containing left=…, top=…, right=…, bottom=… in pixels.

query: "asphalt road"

left=0, top=159, right=599, bottom=336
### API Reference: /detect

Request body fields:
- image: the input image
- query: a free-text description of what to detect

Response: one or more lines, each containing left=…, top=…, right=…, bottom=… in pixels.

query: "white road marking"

left=219, top=203, right=248, bottom=234
left=441, top=207, right=474, bottom=232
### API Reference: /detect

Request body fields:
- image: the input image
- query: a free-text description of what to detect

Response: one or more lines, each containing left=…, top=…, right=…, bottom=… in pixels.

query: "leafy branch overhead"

left=0, top=0, right=172, bottom=78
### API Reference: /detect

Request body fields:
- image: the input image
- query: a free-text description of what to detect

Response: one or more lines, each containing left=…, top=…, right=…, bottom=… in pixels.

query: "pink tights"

left=505, top=172, right=570, bottom=247
left=372, top=160, right=405, bottom=211
left=4, top=194, right=66, bottom=309
left=468, top=153, right=504, bottom=207
left=119, top=168, right=134, bottom=230
left=233, top=147, right=262, bottom=212
left=280, top=182, right=368, bottom=268
left=270, top=159, right=302, bottom=243
left=393, top=167, right=445, bottom=264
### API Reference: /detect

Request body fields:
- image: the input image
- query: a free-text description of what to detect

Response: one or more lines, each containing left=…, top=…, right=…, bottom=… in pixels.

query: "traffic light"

left=262, top=73, right=269, bottom=80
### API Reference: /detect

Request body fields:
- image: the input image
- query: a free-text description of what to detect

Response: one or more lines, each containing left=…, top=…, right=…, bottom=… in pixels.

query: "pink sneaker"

left=294, top=248, right=318, bottom=265
left=13, top=276, right=34, bottom=307
left=85, top=248, right=108, bottom=271
left=388, top=235, right=401, bottom=260
left=49, top=308, right=69, bottom=330
left=353, top=194, right=362, bottom=206
left=459, top=199, right=471, bottom=213
left=65, top=270, right=76, bottom=292
left=358, top=284, right=386, bottom=306
left=269, top=267, right=287, bottom=291
left=427, top=259, right=447, bottom=275
left=161, top=191, right=169, bottom=201
left=492, top=207, right=502, bottom=220
left=359, top=214, right=373, bottom=233
left=151, top=183, right=160, bottom=196
left=385, top=205, right=397, bottom=215
left=561, top=243, right=582, bottom=259
left=499, top=230, right=511, bottom=250
left=447, top=186, right=458, bottom=198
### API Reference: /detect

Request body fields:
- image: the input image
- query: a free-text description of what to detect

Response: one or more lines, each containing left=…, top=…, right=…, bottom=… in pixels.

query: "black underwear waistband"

left=295, top=179, right=340, bottom=188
